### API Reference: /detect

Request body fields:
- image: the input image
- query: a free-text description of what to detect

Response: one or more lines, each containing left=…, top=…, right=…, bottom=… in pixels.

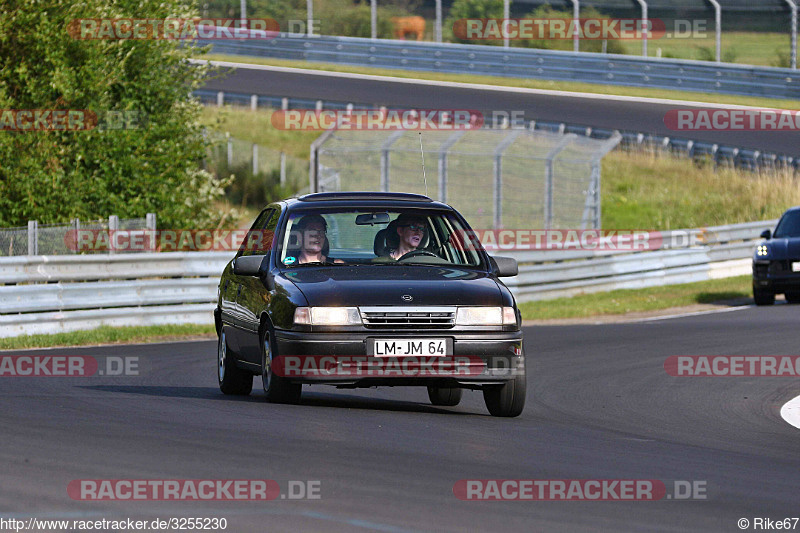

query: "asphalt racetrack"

left=202, top=63, right=800, bottom=157
left=1, top=304, right=799, bottom=532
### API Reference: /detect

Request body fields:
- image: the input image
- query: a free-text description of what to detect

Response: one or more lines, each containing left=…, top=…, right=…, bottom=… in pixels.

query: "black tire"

left=483, top=364, right=526, bottom=418
left=261, top=324, right=302, bottom=404
left=753, top=287, right=775, bottom=306
left=785, top=291, right=800, bottom=304
left=217, top=328, right=253, bottom=395
left=427, top=386, right=463, bottom=406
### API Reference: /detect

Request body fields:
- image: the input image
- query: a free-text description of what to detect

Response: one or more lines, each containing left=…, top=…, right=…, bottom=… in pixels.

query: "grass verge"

left=202, top=53, right=800, bottom=110
left=0, top=324, right=216, bottom=351
left=518, top=275, right=751, bottom=320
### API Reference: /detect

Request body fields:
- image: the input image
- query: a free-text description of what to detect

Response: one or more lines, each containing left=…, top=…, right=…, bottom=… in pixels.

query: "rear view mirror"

left=760, top=229, right=771, bottom=240
left=356, top=212, right=390, bottom=225
left=491, top=256, right=518, bottom=277
left=233, top=254, right=267, bottom=276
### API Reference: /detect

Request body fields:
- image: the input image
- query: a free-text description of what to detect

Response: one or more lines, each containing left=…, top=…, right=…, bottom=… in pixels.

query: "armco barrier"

left=196, top=33, right=800, bottom=99
left=0, top=220, right=776, bottom=338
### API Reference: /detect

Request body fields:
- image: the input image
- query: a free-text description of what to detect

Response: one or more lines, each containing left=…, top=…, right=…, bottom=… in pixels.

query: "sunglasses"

left=400, top=224, right=426, bottom=232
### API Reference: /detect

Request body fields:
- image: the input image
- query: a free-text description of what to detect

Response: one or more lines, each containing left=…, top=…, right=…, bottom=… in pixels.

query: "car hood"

left=763, top=238, right=800, bottom=259
left=280, top=266, right=503, bottom=307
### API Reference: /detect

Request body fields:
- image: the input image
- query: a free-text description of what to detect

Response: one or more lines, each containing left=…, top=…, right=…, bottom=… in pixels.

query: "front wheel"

left=218, top=329, right=253, bottom=395
left=483, top=364, right=526, bottom=418
left=261, top=325, right=302, bottom=404
left=427, top=386, right=462, bottom=406
left=753, top=287, right=775, bottom=306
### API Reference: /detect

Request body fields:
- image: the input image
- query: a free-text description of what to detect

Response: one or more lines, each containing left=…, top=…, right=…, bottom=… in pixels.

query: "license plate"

left=794, top=262, right=800, bottom=272
left=372, top=339, right=448, bottom=357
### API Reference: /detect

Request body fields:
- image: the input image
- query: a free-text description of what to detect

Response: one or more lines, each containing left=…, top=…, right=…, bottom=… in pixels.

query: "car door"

left=225, top=208, right=275, bottom=358
left=236, top=205, right=282, bottom=365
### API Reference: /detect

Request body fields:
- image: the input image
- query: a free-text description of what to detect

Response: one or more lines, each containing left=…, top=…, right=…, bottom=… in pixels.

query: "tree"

left=0, top=0, right=229, bottom=228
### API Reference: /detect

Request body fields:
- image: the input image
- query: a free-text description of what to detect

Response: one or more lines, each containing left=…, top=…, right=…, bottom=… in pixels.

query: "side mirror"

left=233, top=254, right=267, bottom=276
left=491, top=255, right=518, bottom=277
left=760, top=229, right=772, bottom=240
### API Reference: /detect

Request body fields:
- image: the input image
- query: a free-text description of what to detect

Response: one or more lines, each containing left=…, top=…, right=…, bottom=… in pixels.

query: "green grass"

left=0, top=324, right=215, bottom=351
left=624, top=31, right=790, bottom=67
left=518, top=275, right=751, bottom=320
left=202, top=53, right=800, bottom=109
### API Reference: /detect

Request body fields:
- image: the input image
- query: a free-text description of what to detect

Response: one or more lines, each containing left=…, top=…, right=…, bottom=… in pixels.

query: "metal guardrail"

left=0, top=220, right=776, bottom=337
left=195, top=88, right=798, bottom=172
left=197, top=33, right=800, bottom=99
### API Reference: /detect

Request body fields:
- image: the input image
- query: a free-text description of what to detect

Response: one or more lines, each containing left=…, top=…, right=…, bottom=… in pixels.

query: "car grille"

left=359, top=306, right=456, bottom=328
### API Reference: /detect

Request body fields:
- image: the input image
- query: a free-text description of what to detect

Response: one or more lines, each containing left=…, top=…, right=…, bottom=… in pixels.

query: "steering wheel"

left=398, top=249, right=439, bottom=261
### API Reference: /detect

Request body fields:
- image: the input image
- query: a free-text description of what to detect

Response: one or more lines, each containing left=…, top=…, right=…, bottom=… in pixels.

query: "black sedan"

left=214, top=192, right=526, bottom=417
left=753, top=206, right=800, bottom=305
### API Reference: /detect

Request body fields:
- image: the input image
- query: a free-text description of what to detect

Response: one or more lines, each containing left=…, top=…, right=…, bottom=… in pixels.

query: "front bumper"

left=273, top=329, right=524, bottom=387
left=753, top=260, right=800, bottom=293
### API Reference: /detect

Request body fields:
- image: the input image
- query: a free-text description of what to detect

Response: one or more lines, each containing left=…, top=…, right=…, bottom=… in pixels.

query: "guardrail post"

left=281, top=97, right=289, bottom=111
left=217, top=91, right=224, bottom=107
left=27, top=220, right=38, bottom=256
left=250, top=94, right=258, bottom=111
left=108, top=215, right=119, bottom=255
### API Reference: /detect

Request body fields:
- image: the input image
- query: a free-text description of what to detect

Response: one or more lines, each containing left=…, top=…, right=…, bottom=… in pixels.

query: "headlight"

left=757, top=245, right=769, bottom=256
left=293, top=307, right=361, bottom=326
left=456, top=306, right=516, bottom=326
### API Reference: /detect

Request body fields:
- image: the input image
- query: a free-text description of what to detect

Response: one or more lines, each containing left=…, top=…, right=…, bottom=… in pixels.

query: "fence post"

left=27, top=220, right=38, bottom=256
left=787, top=0, right=798, bottom=69
left=380, top=130, right=405, bottom=192
left=309, top=129, right=336, bottom=193
left=280, top=152, right=287, bottom=186
left=281, top=97, right=289, bottom=111
left=252, top=143, right=258, bottom=175
left=250, top=94, right=258, bottom=111
left=71, top=218, right=80, bottom=254
left=108, top=215, right=119, bottom=255
left=370, top=0, right=377, bottom=40
left=544, top=134, right=578, bottom=230
left=438, top=131, right=466, bottom=203
left=226, top=133, right=233, bottom=166
left=435, top=0, right=442, bottom=42
left=146, top=213, right=157, bottom=252
left=217, top=91, right=224, bottom=107
left=493, top=129, right=524, bottom=229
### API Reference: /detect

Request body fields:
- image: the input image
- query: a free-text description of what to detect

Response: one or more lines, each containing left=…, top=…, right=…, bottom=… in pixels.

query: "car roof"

left=278, top=192, right=454, bottom=211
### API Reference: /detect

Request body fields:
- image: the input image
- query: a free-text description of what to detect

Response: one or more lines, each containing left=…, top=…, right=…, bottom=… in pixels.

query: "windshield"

left=278, top=209, right=486, bottom=268
left=773, top=211, right=800, bottom=238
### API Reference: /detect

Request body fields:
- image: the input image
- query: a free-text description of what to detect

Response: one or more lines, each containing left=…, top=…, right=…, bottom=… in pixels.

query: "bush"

left=0, top=0, right=232, bottom=228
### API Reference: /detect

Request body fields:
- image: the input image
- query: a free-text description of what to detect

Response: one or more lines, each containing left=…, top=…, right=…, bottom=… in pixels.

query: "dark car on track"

left=214, top=192, right=526, bottom=417
left=753, top=206, right=800, bottom=305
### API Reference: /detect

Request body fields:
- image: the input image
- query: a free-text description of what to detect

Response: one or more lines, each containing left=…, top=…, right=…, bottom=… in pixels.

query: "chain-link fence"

left=0, top=215, right=155, bottom=256
left=310, top=128, right=621, bottom=230
left=205, top=131, right=305, bottom=186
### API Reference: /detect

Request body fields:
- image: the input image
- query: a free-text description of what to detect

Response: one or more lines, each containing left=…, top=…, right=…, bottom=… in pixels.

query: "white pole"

left=706, top=0, right=721, bottom=62
left=307, top=0, right=314, bottom=36
left=503, top=0, right=510, bottom=48
left=786, top=0, right=798, bottom=68
left=435, top=0, right=442, bottom=42
left=240, top=0, right=246, bottom=23
left=371, top=0, right=377, bottom=40
left=635, top=0, right=648, bottom=57
left=570, top=0, right=580, bottom=52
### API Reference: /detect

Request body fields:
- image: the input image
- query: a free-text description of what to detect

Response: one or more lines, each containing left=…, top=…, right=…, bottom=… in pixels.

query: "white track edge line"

left=780, top=394, right=800, bottom=430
